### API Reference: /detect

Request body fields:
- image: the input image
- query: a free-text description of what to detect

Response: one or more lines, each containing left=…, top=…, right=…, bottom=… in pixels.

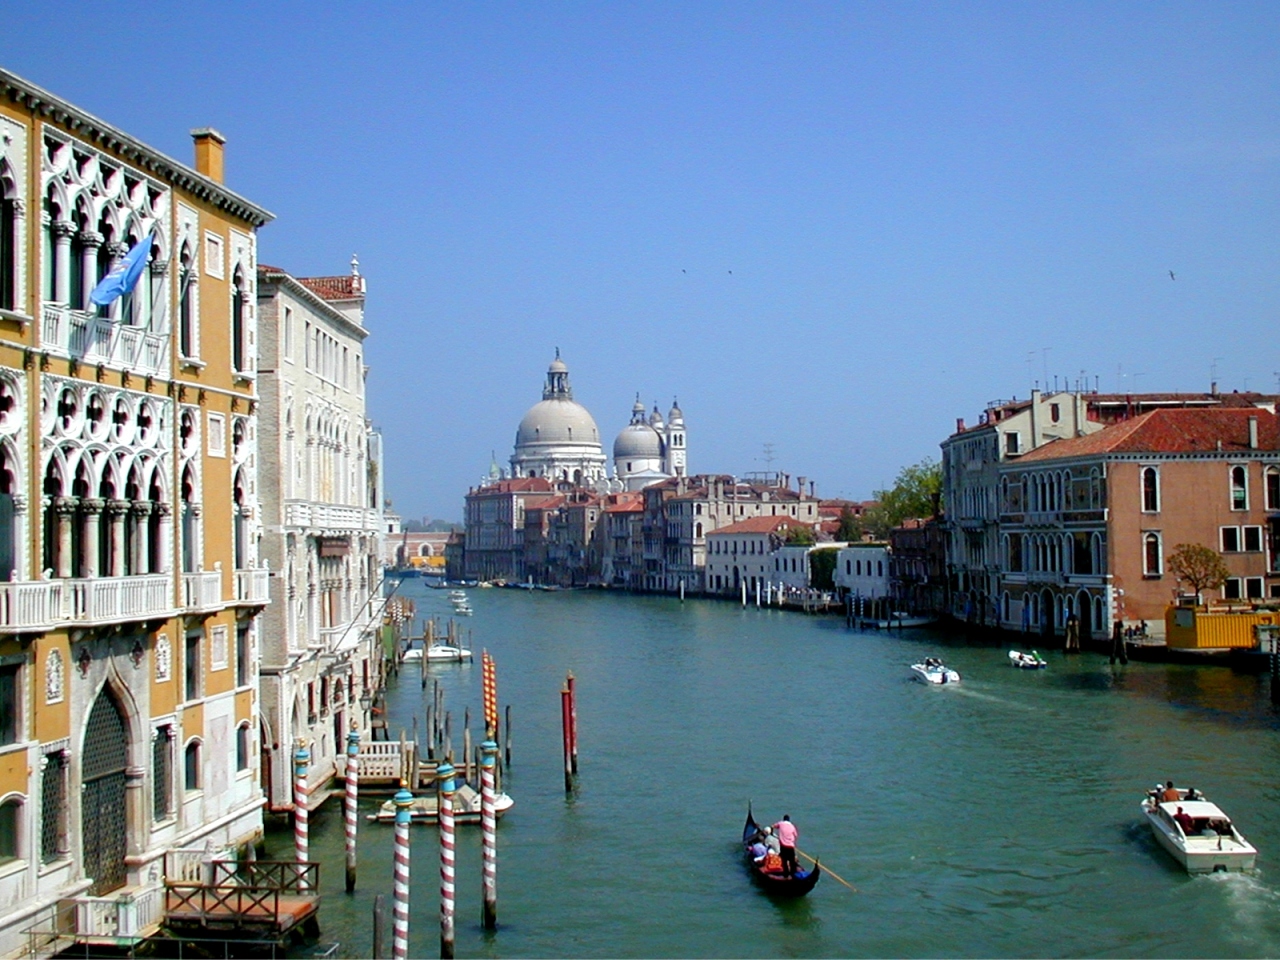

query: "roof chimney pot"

left=191, top=128, right=226, bottom=183
left=1248, top=416, right=1258, bottom=450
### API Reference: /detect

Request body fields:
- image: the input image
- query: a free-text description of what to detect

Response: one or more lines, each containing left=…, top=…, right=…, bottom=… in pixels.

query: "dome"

left=614, top=422, right=663, bottom=460
left=515, top=399, right=601, bottom=448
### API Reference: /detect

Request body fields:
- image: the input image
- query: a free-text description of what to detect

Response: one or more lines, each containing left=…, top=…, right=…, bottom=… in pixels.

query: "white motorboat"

left=910, top=658, right=960, bottom=684
left=401, top=639, right=424, bottom=662
left=1009, top=649, right=1047, bottom=669
left=1141, top=788, right=1257, bottom=873
left=369, top=781, right=514, bottom=824
left=426, top=643, right=472, bottom=662
left=873, top=614, right=939, bottom=629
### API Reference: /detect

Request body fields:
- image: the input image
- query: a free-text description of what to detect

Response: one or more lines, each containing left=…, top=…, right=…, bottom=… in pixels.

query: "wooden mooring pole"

left=345, top=728, right=360, bottom=893
left=392, top=782, right=414, bottom=960
left=480, top=738, right=499, bottom=930
left=373, top=893, right=387, bottom=959
left=438, top=762, right=457, bottom=959
left=560, top=685, right=573, bottom=791
left=567, top=672, right=579, bottom=774
left=504, top=704, right=512, bottom=767
left=294, top=742, right=310, bottom=888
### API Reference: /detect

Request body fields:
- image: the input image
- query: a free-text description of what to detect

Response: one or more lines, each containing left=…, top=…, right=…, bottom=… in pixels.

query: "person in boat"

left=1160, top=780, right=1181, bottom=803
left=763, top=826, right=781, bottom=855
left=773, top=815, right=799, bottom=879
left=1185, top=786, right=1203, bottom=801
left=1173, top=807, right=1195, bottom=835
left=748, top=837, right=768, bottom=863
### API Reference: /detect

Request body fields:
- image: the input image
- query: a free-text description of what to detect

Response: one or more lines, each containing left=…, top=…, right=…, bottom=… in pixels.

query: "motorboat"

left=369, top=781, right=514, bottom=824
left=453, top=604, right=473, bottom=617
left=1009, top=649, right=1047, bottom=669
left=873, top=614, right=939, bottom=629
left=1141, top=788, right=1256, bottom=873
left=401, top=639, right=424, bottom=662
left=911, top=658, right=960, bottom=684
left=426, top=643, right=472, bottom=662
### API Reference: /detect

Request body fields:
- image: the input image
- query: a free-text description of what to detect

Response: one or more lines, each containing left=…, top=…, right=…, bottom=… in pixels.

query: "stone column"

left=124, top=764, right=146, bottom=858
left=147, top=259, right=168, bottom=331
left=104, top=242, right=128, bottom=322
left=78, top=231, right=102, bottom=311
left=130, top=502, right=153, bottom=574
left=53, top=497, right=77, bottom=579
left=107, top=499, right=130, bottom=577
left=80, top=498, right=105, bottom=578
left=52, top=221, right=76, bottom=305
left=155, top=502, right=173, bottom=575
left=11, top=495, right=26, bottom=582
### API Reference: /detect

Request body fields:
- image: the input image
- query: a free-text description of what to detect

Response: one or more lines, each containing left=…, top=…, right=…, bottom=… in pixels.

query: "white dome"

left=515, top=399, right=601, bottom=448
left=614, top=422, right=663, bottom=460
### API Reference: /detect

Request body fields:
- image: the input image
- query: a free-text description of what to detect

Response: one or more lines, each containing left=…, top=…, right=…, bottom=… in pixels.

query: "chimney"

left=809, top=480, right=816, bottom=498
left=191, top=128, right=227, bottom=183
left=1248, top=416, right=1258, bottom=450
left=1211, top=381, right=1219, bottom=396
left=797, top=476, right=807, bottom=497
left=956, top=418, right=965, bottom=433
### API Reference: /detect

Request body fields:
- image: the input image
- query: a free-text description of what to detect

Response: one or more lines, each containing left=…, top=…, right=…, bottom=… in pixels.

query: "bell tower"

left=665, top=398, right=686, bottom=476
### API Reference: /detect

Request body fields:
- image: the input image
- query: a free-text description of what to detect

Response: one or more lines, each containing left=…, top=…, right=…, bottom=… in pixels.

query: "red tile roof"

left=472, top=478, right=554, bottom=494
left=297, top=274, right=365, bottom=302
left=707, top=516, right=807, bottom=536
left=1016, top=408, right=1278, bottom=461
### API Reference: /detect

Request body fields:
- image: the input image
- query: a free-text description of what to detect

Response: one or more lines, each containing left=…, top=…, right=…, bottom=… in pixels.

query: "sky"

left=7, top=3, right=1279, bottom=520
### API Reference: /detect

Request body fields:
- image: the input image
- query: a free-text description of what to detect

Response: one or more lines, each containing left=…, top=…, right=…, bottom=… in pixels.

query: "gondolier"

left=773, top=815, right=799, bottom=878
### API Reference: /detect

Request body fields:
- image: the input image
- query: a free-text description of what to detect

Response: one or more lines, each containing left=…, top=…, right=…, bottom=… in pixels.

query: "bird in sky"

left=1169, top=270, right=1176, bottom=280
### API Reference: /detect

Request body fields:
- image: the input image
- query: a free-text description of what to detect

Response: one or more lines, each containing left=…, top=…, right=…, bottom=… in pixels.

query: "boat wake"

left=1200, top=871, right=1280, bottom=951
left=946, top=685, right=1038, bottom=711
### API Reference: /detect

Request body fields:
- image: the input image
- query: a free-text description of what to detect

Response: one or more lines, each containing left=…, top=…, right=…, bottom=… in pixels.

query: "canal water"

left=269, top=582, right=1280, bottom=958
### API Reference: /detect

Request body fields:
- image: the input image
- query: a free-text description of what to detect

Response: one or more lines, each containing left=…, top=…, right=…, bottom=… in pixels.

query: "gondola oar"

left=798, top=849, right=856, bottom=891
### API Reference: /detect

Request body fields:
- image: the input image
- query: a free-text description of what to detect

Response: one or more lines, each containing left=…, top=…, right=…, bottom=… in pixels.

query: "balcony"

left=233, top=567, right=270, bottom=606
left=0, top=575, right=174, bottom=632
left=42, top=304, right=169, bottom=378
left=284, top=500, right=380, bottom=532
left=181, top=571, right=223, bottom=612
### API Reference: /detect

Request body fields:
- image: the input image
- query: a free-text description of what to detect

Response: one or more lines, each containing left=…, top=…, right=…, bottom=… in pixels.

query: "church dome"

left=614, top=422, right=663, bottom=460
left=515, top=399, right=601, bottom=448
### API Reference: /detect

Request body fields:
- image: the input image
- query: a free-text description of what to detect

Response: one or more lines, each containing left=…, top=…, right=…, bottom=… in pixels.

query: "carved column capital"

left=105, top=241, right=129, bottom=260
left=78, top=231, right=103, bottom=249
left=53, top=496, right=78, bottom=516
left=150, top=259, right=169, bottom=277
left=80, top=497, right=105, bottom=516
left=155, top=502, right=173, bottom=517
left=107, top=499, right=131, bottom=518
left=130, top=501, right=154, bottom=517
left=52, top=219, right=78, bottom=240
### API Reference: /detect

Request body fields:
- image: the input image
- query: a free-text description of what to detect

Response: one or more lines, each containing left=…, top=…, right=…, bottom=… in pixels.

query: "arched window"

left=236, top=724, right=250, bottom=772
left=1143, top=532, right=1162, bottom=576
left=1230, top=466, right=1248, bottom=510
left=0, top=796, right=20, bottom=863
left=0, top=191, right=15, bottom=312
left=1142, top=467, right=1159, bottom=512
left=178, top=242, right=195, bottom=358
left=184, top=740, right=201, bottom=791
left=1267, top=467, right=1280, bottom=511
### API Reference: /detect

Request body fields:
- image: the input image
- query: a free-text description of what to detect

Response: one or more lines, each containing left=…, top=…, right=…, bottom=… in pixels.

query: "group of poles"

left=291, top=649, right=506, bottom=959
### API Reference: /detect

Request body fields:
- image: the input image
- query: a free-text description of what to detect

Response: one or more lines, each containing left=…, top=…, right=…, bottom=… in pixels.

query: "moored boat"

left=910, top=658, right=959, bottom=684
left=369, top=781, right=514, bottom=824
left=426, top=643, right=472, bottom=662
left=1140, top=788, right=1256, bottom=873
left=742, top=806, right=820, bottom=897
left=1008, top=649, right=1047, bottom=669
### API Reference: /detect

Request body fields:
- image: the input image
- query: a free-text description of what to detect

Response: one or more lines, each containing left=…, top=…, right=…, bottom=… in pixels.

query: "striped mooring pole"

left=391, top=781, right=414, bottom=960
left=437, top=761, right=457, bottom=959
left=567, top=672, right=578, bottom=774
left=294, top=742, right=310, bottom=888
left=345, top=727, right=360, bottom=893
left=480, top=739, right=499, bottom=930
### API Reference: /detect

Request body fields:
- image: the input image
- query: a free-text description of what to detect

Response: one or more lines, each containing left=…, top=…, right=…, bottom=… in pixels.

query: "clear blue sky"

left=8, top=3, right=1279, bottom=520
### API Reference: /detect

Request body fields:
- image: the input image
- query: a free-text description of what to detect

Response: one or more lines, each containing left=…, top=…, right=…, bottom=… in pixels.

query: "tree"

left=835, top=506, right=863, bottom=542
left=1167, top=543, right=1230, bottom=602
left=809, top=547, right=840, bottom=591
left=784, top=524, right=816, bottom=546
left=864, top=459, right=943, bottom=538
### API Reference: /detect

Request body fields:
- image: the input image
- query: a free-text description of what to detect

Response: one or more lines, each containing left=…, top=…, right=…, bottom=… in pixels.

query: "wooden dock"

left=163, top=860, right=321, bottom=939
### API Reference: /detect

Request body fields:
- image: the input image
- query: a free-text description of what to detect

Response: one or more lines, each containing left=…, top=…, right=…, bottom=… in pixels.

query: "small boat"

left=1008, top=649, right=1047, bottom=669
left=872, top=614, right=939, bottom=629
left=369, top=781, right=514, bottom=824
left=401, top=639, right=425, bottom=662
left=453, top=605, right=473, bottom=617
left=1141, top=788, right=1257, bottom=873
left=426, top=643, right=472, bottom=662
left=742, top=806, right=820, bottom=897
left=910, top=658, right=959, bottom=684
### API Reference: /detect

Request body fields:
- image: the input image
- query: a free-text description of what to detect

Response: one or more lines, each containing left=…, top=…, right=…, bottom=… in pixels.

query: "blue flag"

left=89, top=233, right=154, bottom=308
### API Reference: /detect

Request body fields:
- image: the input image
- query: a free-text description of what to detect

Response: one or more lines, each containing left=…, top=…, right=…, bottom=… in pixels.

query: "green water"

left=271, top=583, right=1280, bottom=958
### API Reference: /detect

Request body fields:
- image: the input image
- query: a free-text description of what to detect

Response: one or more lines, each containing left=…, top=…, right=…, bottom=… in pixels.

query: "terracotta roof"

left=472, top=478, right=554, bottom=494
left=707, top=516, right=806, bottom=536
left=603, top=501, right=644, bottom=514
left=1015, top=408, right=1279, bottom=461
left=297, top=274, right=365, bottom=302
left=526, top=496, right=566, bottom=511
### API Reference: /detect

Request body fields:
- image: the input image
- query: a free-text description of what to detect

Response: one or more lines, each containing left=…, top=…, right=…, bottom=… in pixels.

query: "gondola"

left=742, top=805, right=821, bottom=897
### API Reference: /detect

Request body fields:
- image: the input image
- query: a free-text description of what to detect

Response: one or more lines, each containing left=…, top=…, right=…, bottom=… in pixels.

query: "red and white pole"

left=480, top=739, right=498, bottom=930
left=437, top=761, right=457, bottom=959
left=567, top=672, right=579, bottom=774
left=560, top=685, right=572, bottom=792
left=293, top=742, right=310, bottom=888
left=345, top=727, right=360, bottom=893
left=391, top=781, right=414, bottom=960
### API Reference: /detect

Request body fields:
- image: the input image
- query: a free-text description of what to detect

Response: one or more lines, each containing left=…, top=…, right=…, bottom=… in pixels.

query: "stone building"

left=0, top=68, right=271, bottom=952
left=255, top=261, right=384, bottom=811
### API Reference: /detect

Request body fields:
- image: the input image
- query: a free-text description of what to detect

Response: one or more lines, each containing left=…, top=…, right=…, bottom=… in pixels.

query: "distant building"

left=888, top=517, right=948, bottom=614
left=834, top=543, right=892, bottom=599
left=463, top=477, right=556, bottom=581
left=704, top=516, right=805, bottom=596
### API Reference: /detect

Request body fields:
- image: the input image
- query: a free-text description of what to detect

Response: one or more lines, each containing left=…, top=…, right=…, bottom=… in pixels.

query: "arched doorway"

left=82, top=689, right=129, bottom=895
left=1040, top=589, right=1054, bottom=638
left=1077, top=591, right=1092, bottom=640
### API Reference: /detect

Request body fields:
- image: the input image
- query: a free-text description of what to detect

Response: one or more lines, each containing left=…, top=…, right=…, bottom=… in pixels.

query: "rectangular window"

left=1243, top=526, right=1263, bottom=552
left=236, top=625, right=250, bottom=688
left=1246, top=577, right=1264, bottom=599
left=1050, top=403, right=1061, bottom=423
left=1223, top=577, right=1242, bottom=600
left=1222, top=527, right=1241, bottom=552
left=282, top=306, right=293, bottom=361
left=40, top=752, right=66, bottom=863
left=153, top=726, right=172, bottom=820
left=206, top=411, right=226, bottom=458
left=184, top=631, right=201, bottom=702
left=210, top=625, right=228, bottom=671
left=203, top=232, right=224, bottom=279
left=1004, top=432, right=1020, bottom=454
left=304, top=321, right=312, bottom=369
left=0, top=665, right=17, bottom=746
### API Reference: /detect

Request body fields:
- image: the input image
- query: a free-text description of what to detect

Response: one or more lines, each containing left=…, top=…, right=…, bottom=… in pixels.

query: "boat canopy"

left=1157, top=800, right=1229, bottom=820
